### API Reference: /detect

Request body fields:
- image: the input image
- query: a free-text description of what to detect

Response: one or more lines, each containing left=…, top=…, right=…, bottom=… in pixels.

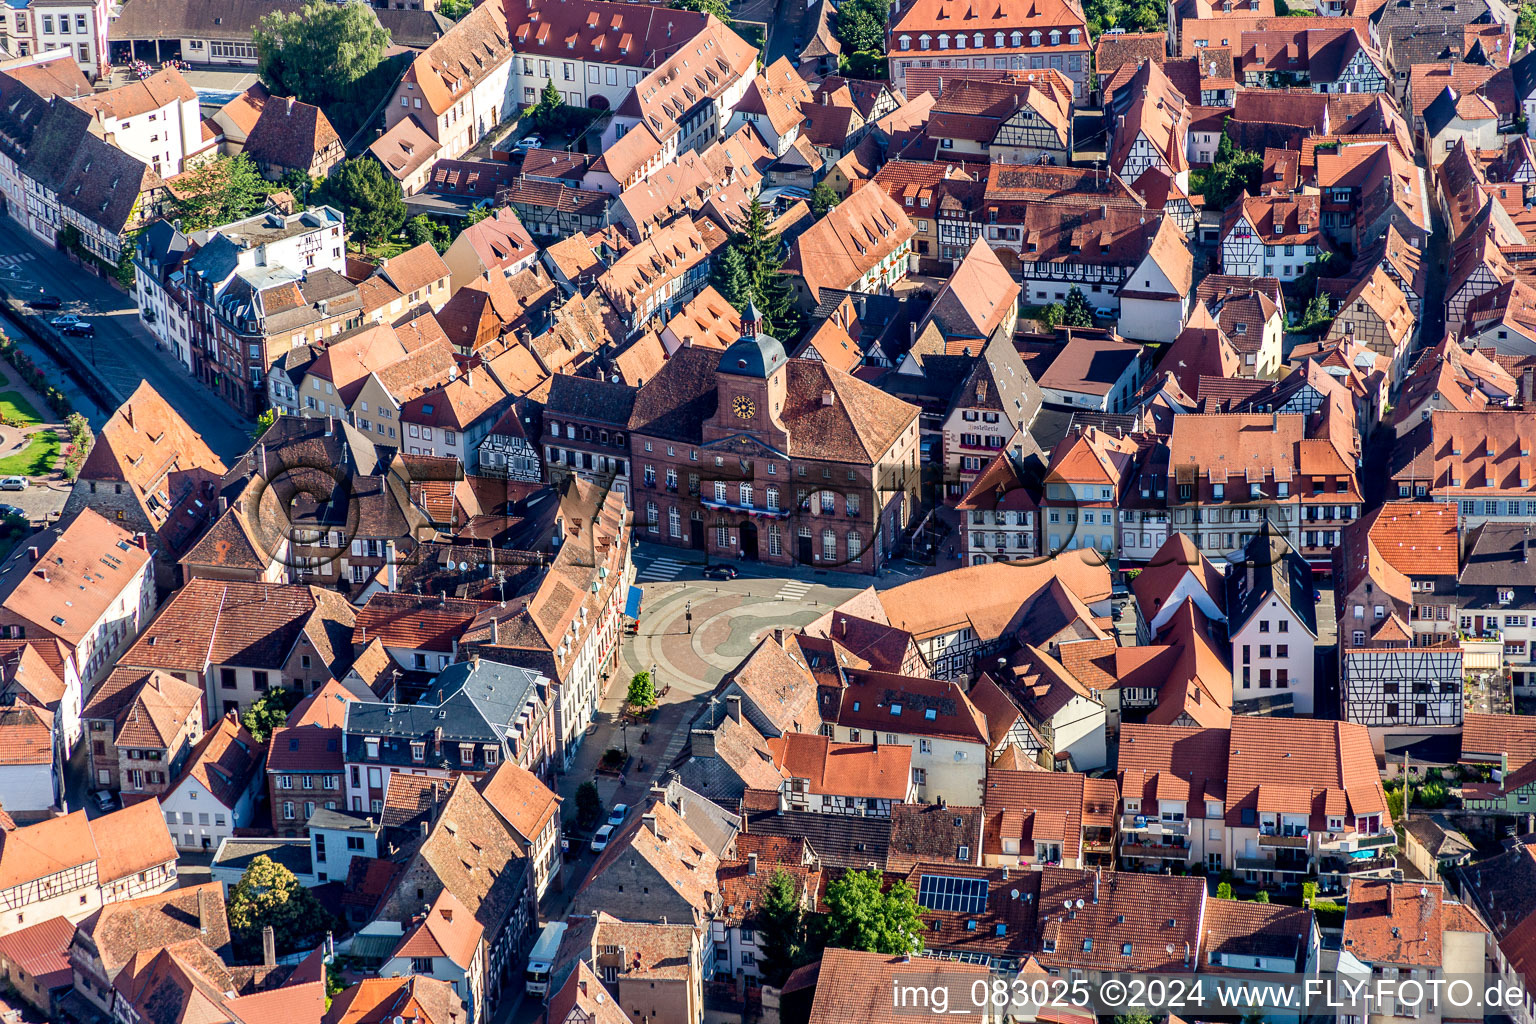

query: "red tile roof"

left=766, top=733, right=912, bottom=801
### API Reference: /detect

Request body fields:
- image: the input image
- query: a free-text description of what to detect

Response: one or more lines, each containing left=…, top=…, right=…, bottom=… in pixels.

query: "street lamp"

left=622, top=719, right=629, bottom=756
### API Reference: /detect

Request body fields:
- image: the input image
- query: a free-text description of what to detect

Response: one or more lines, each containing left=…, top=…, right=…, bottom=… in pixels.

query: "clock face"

left=733, top=395, right=755, bottom=419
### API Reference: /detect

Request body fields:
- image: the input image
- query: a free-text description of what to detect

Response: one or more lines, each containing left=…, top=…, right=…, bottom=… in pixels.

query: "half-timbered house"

left=1220, top=192, right=1330, bottom=282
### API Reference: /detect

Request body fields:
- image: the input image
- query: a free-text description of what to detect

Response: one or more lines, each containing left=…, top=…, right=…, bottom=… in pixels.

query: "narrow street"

left=0, top=217, right=252, bottom=458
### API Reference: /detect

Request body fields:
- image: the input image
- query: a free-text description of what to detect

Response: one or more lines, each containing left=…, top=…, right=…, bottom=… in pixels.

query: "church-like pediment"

left=702, top=434, right=790, bottom=459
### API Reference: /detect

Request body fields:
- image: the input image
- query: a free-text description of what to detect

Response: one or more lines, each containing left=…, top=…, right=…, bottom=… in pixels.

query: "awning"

left=624, top=585, right=643, bottom=619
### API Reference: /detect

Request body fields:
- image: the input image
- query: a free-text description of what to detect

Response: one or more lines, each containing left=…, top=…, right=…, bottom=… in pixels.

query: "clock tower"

left=703, top=302, right=789, bottom=448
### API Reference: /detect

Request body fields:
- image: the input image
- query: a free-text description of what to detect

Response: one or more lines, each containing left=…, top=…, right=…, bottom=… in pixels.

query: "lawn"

left=0, top=390, right=42, bottom=425
left=0, top=430, right=59, bottom=476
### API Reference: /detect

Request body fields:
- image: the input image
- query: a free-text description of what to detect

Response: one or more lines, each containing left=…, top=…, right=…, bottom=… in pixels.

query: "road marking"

left=635, top=557, right=688, bottom=582
left=0, top=253, right=34, bottom=269
left=777, top=579, right=813, bottom=600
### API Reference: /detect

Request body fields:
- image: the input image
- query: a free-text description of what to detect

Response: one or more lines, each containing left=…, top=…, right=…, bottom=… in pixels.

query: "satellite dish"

left=458, top=561, right=468, bottom=571
left=394, top=1017, right=406, bottom=1024
left=1420, top=887, right=1429, bottom=897
left=1063, top=900, right=1073, bottom=910
left=596, top=993, right=606, bottom=1004
left=1075, top=898, right=1085, bottom=909
left=1166, top=944, right=1175, bottom=955
left=1010, top=889, right=1020, bottom=900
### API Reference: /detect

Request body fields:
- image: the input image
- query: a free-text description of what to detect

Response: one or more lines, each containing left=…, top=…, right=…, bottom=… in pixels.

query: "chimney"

left=26, top=547, right=38, bottom=563
left=727, top=695, right=741, bottom=723
left=37, top=566, right=47, bottom=583
left=748, top=852, right=758, bottom=876
left=420, top=819, right=430, bottom=837
left=385, top=539, right=397, bottom=591
left=433, top=725, right=443, bottom=756
left=1245, top=557, right=1255, bottom=594
left=133, top=533, right=148, bottom=551
left=261, top=925, right=276, bottom=967
left=285, top=95, right=295, bottom=115
left=773, top=628, right=785, bottom=646
left=490, top=617, right=500, bottom=644
left=691, top=728, right=717, bottom=758
left=839, top=616, right=848, bottom=636
left=641, top=812, right=657, bottom=837
left=218, top=495, right=228, bottom=514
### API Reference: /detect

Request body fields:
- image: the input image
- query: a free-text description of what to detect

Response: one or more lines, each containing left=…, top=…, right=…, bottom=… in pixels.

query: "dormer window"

left=1049, top=29, right=1061, bottom=44
left=1068, top=28, right=1080, bottom=43
left=938, top=33, right=948, bottom=48
left=995, top=31, right=1005, bottom=46
left=919, top=34, right=931, bottom=49
left=411, top=741, right=425, bottom=762
left=1029, top=30, right=1042, bottom=45
left=900, top=34, right=911, bottom=49
left=1011, top=30, right=1023, bottom=46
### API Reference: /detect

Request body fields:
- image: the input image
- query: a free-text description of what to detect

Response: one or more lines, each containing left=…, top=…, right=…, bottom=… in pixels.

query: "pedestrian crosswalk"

left=777, top=579, right=814, bottom=601
left=0, top=253, right=34, bottom=270
left=635, top=556, right=688, bottom=582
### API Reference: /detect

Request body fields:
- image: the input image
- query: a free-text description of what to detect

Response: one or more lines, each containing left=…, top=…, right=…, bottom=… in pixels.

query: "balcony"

left=1321, top=853, right=1398, bottom=877
left=1121, top=839, right=1191, bottom=860
left=1258, top=827, right=1310, bottom=849
left=1121, top=814, right=1190, bottom=836
left=1235, top=855, right=1312, bottom=874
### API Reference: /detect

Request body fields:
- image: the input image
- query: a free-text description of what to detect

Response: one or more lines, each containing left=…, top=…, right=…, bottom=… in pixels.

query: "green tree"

left=1084, top=0, right=1126, bottom=35
left=405, top=214, right=451, bottom=254
left=575, top=780, right=603, bottom=828
left=437, top=0, right=473, bottom=18
left=531, top=78, right=568, bottom=135
left=1302, top=881, right=1318, bottom=907
left=821, top=868, right=924, bottom=956
left=226, top=854, right=336, bottom=961
left=810, top=182, right=841, bottom=218
left=756, top=869, right=807, bottom=987
left=1519, top=3, right=1536, bottom=50
left=627, top=670, right=656, bottom=709
left=1062, top=286, right=1094, bottom=327
left=669, top=0, right=731, bottom=20
left=241, top=686, right=299, bottom=743
left=1217, top=882, right=1235, bottom=900
left=252, top=408, right=279, bottom=439
left=278, top=168, right=316, bottom=205
left=1038, top=302, right=1064, bottom=330
left=1254, top=890, right=1271, bottom=904
left=255, top=0, right=390, bottom=111
left=710, top=244, right=753, bottom=312
left=171, top=155, right=268, bottom=232
left=1295, top=294, right=1333, bottom=334
left=832, top=0, right=887, bottom=55
left=724, top=197, right=801, bottom=339
left=1204, top=127, right=1264, bottom=210
left=839, top=50, right=888, bottom=80
left=318, top=158, right=406, bottom=245
left=1113, top=1014, right=1157, bottom=1024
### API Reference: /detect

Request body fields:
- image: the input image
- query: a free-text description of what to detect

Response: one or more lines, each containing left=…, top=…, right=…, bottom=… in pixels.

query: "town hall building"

left=628, top=305, right=922, bottom=574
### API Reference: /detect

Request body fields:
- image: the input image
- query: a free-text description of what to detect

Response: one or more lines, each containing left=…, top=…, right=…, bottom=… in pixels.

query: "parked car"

left=0, top=505, right=25, bottom=519
left=48, top=315, right=82, bottom=328
left=0, top=477, right=27, bottom=492
left=608, top=803, right=629, bottom=826
left=25, top=295, right=60, bottom=310
left=60, top=322, right=95, bottom=338
left=590, top=824, right=615, bottom=853
left=513, top=134, right=543, bottom=152
left=93, top=790, right=115, bottom=811
left=702, top=564, right=738, bottom=580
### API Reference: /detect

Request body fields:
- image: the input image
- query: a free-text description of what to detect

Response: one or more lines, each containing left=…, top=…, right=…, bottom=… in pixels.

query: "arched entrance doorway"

left=739, top=520, right=759, bottom=560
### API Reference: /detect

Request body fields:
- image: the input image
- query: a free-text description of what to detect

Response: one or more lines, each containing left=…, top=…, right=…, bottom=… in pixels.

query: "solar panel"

left=918, top=874, right=988, bottom=914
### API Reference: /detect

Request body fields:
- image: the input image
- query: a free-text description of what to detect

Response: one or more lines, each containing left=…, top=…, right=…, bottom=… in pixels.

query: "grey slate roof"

left=944, top=333, right=1043, bottom=435
left=743, top=808, right=891, bottom=870
left=544, top=373, right=637, bottom=426
left=1225, top=519, right=1318, bottom=638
